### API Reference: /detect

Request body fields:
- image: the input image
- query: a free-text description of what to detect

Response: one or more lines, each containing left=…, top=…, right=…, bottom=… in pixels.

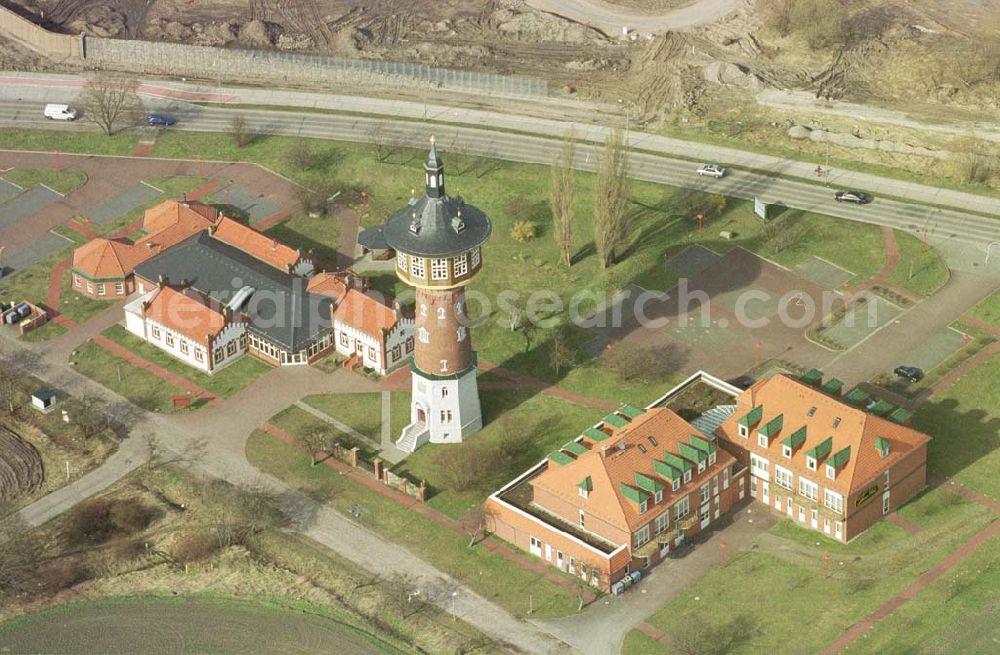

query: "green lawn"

left=246, top=431, right=590, bottom=619
left=913, top=354, right=1000, bottom=500
left=968, top=288, right=1000, bottom=329
left=301, top=393, right=382, bottom=441
left=389, top=391, right=412, bottom=439
left=885, top=231, right=950, bottom=296
left=3, top=168, right=87, bottom=195
left=624, top=492, right=995, bottom=655
left=395, top=389, right=603, bottom=519
left=70, top=340, right=195, bottom=413
left=269, top=404, right=376, bottom=455
left=101, top=324, right=271, bottom=398
left=0, top=129, right=138, bottom=156
left=0, top=244, right=108, bottom=329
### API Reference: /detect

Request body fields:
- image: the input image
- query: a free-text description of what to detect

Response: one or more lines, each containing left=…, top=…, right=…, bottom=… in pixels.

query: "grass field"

left=0, top=596, right=406, bottom=655
left=885, top=231, right=951, bottom=296
left=2, top=168, right=87, bottom=195
left=246, top=431, right=590, bottom=619
left=968, top=288, right=1000, bottom=328
left=622, top=487, right=996, bottom=655
left=301, top=393, right=383, bottom=441
left=102, top=324, right=272, bottom=399
left=70, top=340, right=197, bottom=413
left=0, top=243, right=108, bottom=328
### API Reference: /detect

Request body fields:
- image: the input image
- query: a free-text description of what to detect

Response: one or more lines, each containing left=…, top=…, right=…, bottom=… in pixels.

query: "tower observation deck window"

left=471, top=248, right=481, bottom=268
left=397, top=252, right=408, bottom=272
left=431, top=258, right=448, bottom=280
left=411, top=257, right=425, bottom=278
left=453, top=253, right=468, bottom=276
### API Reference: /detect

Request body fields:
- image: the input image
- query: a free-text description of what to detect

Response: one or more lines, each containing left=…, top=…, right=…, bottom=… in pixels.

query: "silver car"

left=696, top=164, right=726, bottom=178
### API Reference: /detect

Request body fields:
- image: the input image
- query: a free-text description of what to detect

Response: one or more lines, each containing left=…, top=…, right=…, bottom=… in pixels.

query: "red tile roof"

left=306, top=272, right=350, bottom=303
left=531, top=407, right=735, bottom=535
left=331, top=289, right=400, bottom=340
left=211, top=216, right=302, bottom=272
left=141, top=285, right=228, bottom=345
left=142, top=200, right=217, bottom=234
left=715, top=375, right=931, bottom=496
left=72, top=238, right=148, bottom=280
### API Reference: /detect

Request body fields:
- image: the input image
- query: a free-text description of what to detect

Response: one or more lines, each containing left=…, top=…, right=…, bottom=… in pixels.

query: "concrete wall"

left=0, top=4, right=81, bottom=59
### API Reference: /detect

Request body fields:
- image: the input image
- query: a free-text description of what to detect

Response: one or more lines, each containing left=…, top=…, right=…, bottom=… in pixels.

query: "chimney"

left=600, top=444, right=610, bottom=459
left=157, top=274, right=167, bottom=287
left=146, top=242, right=155, bottom=250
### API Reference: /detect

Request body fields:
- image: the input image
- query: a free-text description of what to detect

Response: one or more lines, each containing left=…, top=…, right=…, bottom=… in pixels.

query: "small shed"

left=31, top=387, right=56, bottom=413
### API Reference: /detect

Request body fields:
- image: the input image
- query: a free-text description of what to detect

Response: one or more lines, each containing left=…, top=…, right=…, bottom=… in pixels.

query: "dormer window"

left=708, top=452, right=716, bottom=466
left=638, top=500, right=648, bottom=514
left=806, top=456, right=817, bottom=471
left=782, top=445, right=792, bottom=459
left=637, top=443, right=647, bottom=454
left=672, top=478, right=681, bottom=491
left=807, top=407, right=817, bottom=416
left=826, top=464, right=836, bottom=480
left=758, top=433, right=768, bottom=448
left=648, top=437, right=658, bottom=447
left=697, top=460, right=706, bottom=473
left=832, top=417, right=842, bottom=428
left=684, top=469, right=692, bottom=483
left=654, top=490, right=663, bottom=504
left=579, top=487, right=588, bottom=500
left=738, top=425, right=748, bottom=438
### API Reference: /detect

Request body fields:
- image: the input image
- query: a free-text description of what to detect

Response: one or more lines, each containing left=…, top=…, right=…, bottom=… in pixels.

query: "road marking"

left=140, top=179, right=164, bottom=194
left=38, top=182, right=64, bottom=197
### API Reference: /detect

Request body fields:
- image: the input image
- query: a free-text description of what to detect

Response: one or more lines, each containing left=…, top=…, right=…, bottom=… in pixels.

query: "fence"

left=0, top=4, right=547, bottom=97
left=331, top=443, right=427, bottom=503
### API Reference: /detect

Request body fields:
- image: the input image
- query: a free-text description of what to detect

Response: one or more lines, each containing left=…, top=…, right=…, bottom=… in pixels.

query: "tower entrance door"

left=416, top=407, right=427, bottom=424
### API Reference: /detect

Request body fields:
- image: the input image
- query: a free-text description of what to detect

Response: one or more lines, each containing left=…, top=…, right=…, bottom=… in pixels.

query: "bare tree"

left=381, top=572, right=432, bottom=619
left=0, top=504, right=41, bottom=586
left=69, top=394, right=113, bottom=441
left=297, top=425, right=328, bottom=466
left=81, top=74, right=141, bottom=136
left=460, top=507, right=496, bottom=548
left=550, top=132, right=577, bottom=267
left=0, top=367, right=20, bottom=414
left=371, top=121, right=401, bottom=163
left=548, top=330, right=576, bottom=377
left=200, top=478, right=287, bottom=549
left=671, top=611, right=758, bottom=655
left=229, top=114, right=253, bottom=148
left=430, top=440, right=493, bottom=493
left=593, top=129, right=631, bottom=269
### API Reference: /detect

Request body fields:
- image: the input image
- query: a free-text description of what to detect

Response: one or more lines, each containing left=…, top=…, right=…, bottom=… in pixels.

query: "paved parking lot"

left=1, top=231, right=71, bottom=275
left=82, top=182, right=162, bottom=225
left=0, top=186, right=61, bottom=229
left=0, top=179, right=19, bottom=202
left=208, top=184, right=281, bottom=224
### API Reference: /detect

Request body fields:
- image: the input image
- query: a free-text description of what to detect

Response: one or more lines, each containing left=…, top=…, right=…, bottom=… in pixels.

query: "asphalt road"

left=2, top=98, right=997, bottom=250
left=525, top=0, right=741, bottom=34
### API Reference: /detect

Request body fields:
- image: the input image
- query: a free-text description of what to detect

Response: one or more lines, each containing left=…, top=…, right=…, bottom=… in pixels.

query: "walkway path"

left=292, top=399, right=408, bottom=465
left=526, top=0, right=740, bottom=35
left=335, top=206, right=360, bottom=269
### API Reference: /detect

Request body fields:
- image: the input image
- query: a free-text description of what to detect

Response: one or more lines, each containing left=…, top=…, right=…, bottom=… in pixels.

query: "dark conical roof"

left=426, top=137, right=444, bottom=170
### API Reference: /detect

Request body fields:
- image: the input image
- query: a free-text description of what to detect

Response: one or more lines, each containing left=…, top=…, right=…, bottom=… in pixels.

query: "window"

left=738, top=424, right=748, bottom=438
left=97, top=283, right=106, bottom=296
left=114, top=282, right=124, bottom=295
left=180, top=341, right=189, bottom=355
left=708, top=452, right=716, bottom=466
left=453, top=253, right=468, bottom=276
left=456, top=326, right=467, bottom=342
left=683, top=469, right=692, bottom=483
left=214, top=348, right=223, bottom=361
left=405, top=338, right=414, bottom=353
left=227, top=341, right=237, bottom=356
left=529, top=536, right=542, bottom=557
left=700, top=483, right=710, bottom=504
left=723, top=467, right=729, bottom=490
left=420, top=304, right=428, bottom=318
left=392, top=345, right=401, bottom=360
left=799, top=477, right=818, bottom=501
left=806, top=456, right=817, bottom=471
left=74, top=275, right=82, bottom=288
left=340, top=333, right=349, bottom=346
left=439, top=359, right=448, bottom=372
left=782, top=444, right=792, bottom=459
left=832, top=417, right=842, bottom=428
left=418, top=328, right=429, bottom=343
left=807, top=407, right=817, bottom=416
left=654, top=490, right=663, bottom=504
left=441, top=387, right=449, bottom=398
left=633, top=525, right=650, bottom=549
left=758, top=433, right=769, bottom=448
left=470, top=247, right=481, bottom=268
left=750, top=453, right=770, bottom=479
left=883, top=469, right=890, bottom=490
left=579, top=487, right=588, bottom=500
left=672, top=478, right=681, bottom=492
left=440, top=410, right=453, bottom=423
left=397, top=252, right=408, bottom=272
left=86, top=282, right=94, bottom=294
left=697, top=460, right=706, bottom=473
left=824, top=490, right=844, bottom=515
left=674, top=495, right=690, bottom=519
left=194, top=349, right=203, bottom=362
left=655, top=511, right=669, bottom=534
left=151, top=326, right=161, bottom=339
left=775, top=466, right=793, bottom=490
left=826, top=464, right=836, bottom=480
left=431, top=258, right=448, bottom=280
left=637, top=443, right=647, bottom=454
left=648, top=437, right=658, bottom=447
left=166, top=334, right=174, bottom=347
left=638, top=500, right=648, bottom=514
left=579, top=509, right=585, bottom=527
left=437, top=306, right=446, bottom=320
left=410, top=257, right=425, bottom=278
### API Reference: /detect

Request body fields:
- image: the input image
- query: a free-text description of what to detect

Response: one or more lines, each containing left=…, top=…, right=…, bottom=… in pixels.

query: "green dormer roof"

left=830, top=446, right=851, bottom=469
left=759, top=414, right=784, bottom=438
left=679, top=442, right=707, bottom=463
left=635, top=472, right=665, bottom=494
left=619, top=482, right=649, bottom=505
left=821, top=378, right=844, bottom=395
left=844, top=388, right=871, bottom=406
left=583, top=427, right=610, bottom=442
left=807, top=436, right=834, bottom=461
left=690, top=435, right=717, bottom=454
left=800, top=368, right=823, bottom=385
left=561, top=441, right=588, bottom=456
left=603, top=413, right=630, bottom=429
left=888, top=408, right=913, bottom=425
left=578, top=476, right=593, bottom=492
left=618, top=404, right=645, bottom=420
left=782, top=425, right=807, bottom=449
left=548, top=451, right=574, bottom=466
left=653, top=459, right=681, bottom=481
left=875, top=437, right=891, bottom=456
left=869, top=400, right=896, bottom=417
left=737, top=405, right=764, bottom=428
left=664, top=451, right=692, bottom=472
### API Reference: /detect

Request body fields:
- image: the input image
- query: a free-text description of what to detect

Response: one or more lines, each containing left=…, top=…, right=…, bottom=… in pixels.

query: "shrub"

left=172, top=530, right=219, bottom=564
left=285, top=142, right=315, bottom=170
left=109, top=500, right=155, bottom=533
left=34, top=556, right=84, bottom=593
left=66, top=498, right=153, bottom=545
left=510, top=220, right=536, bottom=242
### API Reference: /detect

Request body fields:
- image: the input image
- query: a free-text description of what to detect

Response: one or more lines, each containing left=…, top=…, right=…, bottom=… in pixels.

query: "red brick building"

left=487, top=403, right=748, bottom=591
left=714, top=373, right=931, bottom=542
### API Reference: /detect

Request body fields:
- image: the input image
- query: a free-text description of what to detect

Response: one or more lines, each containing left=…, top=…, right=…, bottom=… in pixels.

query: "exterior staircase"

left=691, top=405, right=737, bottom=439
left=396, top=421, right=430, bottom=453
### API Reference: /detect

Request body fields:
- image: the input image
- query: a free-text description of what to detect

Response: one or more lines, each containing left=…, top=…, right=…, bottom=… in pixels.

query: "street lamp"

left=451, top=590, right=458, bottom=621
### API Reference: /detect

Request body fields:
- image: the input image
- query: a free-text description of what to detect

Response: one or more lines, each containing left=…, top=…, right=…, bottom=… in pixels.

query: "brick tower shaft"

left=414, top=287, right=472, bottom=376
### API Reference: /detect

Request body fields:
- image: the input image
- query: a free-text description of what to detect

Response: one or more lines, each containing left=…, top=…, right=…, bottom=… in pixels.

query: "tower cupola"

left=425, top=136, right=445, bottom=199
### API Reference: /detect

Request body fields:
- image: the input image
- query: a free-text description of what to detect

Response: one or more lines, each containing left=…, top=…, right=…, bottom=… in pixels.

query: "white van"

left=44, top=104, right=78, bottom=121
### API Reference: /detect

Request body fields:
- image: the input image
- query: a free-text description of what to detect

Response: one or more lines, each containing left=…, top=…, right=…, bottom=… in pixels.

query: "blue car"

left=146, top=113, right=177, bottom=127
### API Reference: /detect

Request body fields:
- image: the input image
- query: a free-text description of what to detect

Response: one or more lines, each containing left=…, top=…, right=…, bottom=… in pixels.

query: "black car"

left=893, top=366, right=924, bottom=383
left=728, top=375, right=756, bottom=390
left=834, top=190, right=873, bottom=204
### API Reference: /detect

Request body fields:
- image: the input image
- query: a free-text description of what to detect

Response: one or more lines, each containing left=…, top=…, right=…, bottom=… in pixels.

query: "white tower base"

left=395, top=364, right=483, bottom=453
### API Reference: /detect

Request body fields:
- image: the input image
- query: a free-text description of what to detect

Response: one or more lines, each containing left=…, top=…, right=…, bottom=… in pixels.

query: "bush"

left=760, top=0, right=849, bottom=49
left=510, top=220, right=537, bottom=242
left=172, top=530, right=219, bottom=564
left=34, top=556, right=84, bottom=593
left=109, top=500, right=155, bottom=533
left=66, top=498, right=153, bottom=545
left=429, top=439, right=496, bottom=493
left=285, top=142, right=315, bottom=170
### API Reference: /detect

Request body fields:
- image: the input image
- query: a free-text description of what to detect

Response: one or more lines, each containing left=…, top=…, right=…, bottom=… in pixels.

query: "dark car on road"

left=834, top=190, right=872, bottom=204
left=893, top=365, right=924, bottom=383
left=146, top=113, right=177, bottom=127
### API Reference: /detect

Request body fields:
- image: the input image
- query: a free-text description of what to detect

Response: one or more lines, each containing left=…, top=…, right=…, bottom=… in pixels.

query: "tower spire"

left=425, top=135, right=445, bottom=199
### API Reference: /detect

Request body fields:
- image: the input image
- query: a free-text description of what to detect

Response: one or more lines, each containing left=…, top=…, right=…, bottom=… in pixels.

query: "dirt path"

left=525, top=0, right=739, bottom=34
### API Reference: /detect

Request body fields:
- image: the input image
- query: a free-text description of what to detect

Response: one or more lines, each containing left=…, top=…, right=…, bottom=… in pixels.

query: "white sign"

left=754, top=197, right=769, bottom=220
